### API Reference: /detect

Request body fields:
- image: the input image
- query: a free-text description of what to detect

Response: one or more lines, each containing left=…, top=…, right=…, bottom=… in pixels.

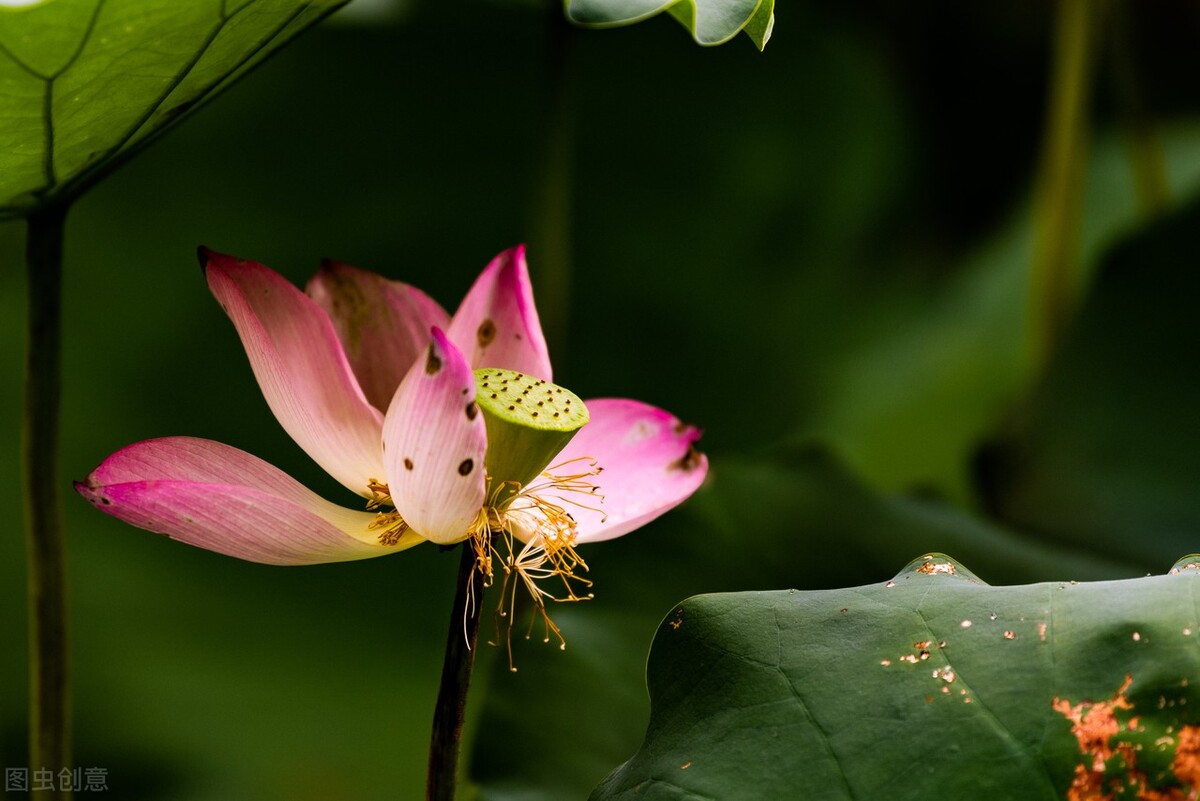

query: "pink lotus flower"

left=77, top=246, right=706, bottom=609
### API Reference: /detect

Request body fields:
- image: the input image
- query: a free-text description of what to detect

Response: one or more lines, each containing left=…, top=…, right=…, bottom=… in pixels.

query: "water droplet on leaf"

left=1170, top=554, right=1200, bottom=574
left=892, top=553, right=986, bottom=584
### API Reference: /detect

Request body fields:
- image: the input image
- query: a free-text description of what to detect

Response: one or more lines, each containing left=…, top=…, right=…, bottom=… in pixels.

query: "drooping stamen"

left=480, top=461, right=605, bottom=670
left=363, top=479, right=411, bottom=546
left=523, top=456, right=608, bottom=522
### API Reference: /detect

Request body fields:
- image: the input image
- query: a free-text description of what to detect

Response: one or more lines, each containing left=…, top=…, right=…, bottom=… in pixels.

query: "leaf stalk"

left=24, top=203, right=72, bottom=799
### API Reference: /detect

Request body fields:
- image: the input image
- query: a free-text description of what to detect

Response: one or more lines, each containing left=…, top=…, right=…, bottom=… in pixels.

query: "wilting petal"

left=551, top=399, right=708, bottom=543
left=383, top=329, right=487, bottom=545
left=75, top=437, right=419, bottom=565
left=447, top=245, right=553, bottom=380
left=203, top=248, right=385, bottom=495
left=307, top=261, right=450, bottom=412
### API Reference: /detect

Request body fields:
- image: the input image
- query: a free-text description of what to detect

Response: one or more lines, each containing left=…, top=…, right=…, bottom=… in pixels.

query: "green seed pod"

left=473, top=368, right=589, bottom=506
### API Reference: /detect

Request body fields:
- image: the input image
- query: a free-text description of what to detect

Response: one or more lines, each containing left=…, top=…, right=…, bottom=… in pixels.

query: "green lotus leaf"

left=0, top=0, right=345, bottom=219
left=566, top=0, right=774, bottom=50
left=593, top=556, right=1200, bottom=799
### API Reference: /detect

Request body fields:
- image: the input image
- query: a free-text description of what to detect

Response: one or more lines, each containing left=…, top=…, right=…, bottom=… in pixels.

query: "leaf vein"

left=771, top=602, right=858, bottom=801
left=913, top=605, right=1058, bottom=796
left=55, top=0, right=320, bottom=204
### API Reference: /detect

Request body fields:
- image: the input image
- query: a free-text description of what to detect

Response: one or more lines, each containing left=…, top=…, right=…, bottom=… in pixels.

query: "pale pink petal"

left=446, top=245, right=553, bottom=380
left=76, top=437, right=420, bottom=565
left=382, top=329, right=487, bottom=545
left=550, top=399, right=708, bottom=543
left=203, top=248, right=385, bottom=495
left=307, top=261, right=450, bottom=412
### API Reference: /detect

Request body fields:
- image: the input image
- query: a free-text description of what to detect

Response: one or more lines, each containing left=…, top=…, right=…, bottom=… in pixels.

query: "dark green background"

left=3, top=1, right=1200, bottom=798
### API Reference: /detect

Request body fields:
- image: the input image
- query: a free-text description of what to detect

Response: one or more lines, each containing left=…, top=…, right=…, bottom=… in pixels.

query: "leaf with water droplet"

left=893, top=552, right=987, bottom=584
left=1171, top=554, right=1200, bottom=574
left=0, top=0, right=346, bottom=219
left=591, top=563, right=1200, bottom=800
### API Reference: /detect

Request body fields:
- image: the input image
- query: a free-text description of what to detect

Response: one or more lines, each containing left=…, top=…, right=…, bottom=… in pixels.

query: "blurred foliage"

left=0, top=0, right=346, bottom=219
left=1, top=0, right=1199, bottom=798
left=978, top=197, right=1200, bottom=567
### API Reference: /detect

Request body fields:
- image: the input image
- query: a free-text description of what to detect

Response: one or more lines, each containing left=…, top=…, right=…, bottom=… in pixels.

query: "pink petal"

left=550, top=399, right=708, bottom=543
left=382, top=329, right=487, bottom=545
left=76, top=437, right=419, bottom=565
left=446, top=245, right=553, bottom=380
left=203, top=248, right=385, bottom=496
left=307, top=261, right=450, bottom=412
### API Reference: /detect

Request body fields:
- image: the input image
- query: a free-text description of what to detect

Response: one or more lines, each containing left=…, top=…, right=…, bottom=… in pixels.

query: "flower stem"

left=23, top=203, right=71, bottom=796
left=427, top=544, right=485, bottom=801
left=1028, top=0, right=1102, bottom=375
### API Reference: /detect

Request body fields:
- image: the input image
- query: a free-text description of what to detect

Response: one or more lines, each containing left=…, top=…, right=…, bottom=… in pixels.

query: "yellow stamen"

left=476, top=460, right=603, bottom=670
left=363, top=479, right=410, bottom=546
left=368, top=463, right=605, bottom=670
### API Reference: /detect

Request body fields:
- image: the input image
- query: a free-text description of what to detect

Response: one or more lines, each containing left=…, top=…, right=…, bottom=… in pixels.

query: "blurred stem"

left=528, top=7, right=577, bottom=358
left=1111, top=0, right=1169, bottom=218
left=24, top=203, right=71, bottom=796
left=1029, top=0, right=1102, bottom=375
left=427, top=544, right=485, bottom=801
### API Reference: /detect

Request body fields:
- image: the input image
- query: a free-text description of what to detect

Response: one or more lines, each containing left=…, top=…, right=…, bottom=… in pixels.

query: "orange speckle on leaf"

left=1053, top=675, right=1133, bottom=799
left=1174, top=727, right=1200, bottom=785
left=1053, top=675, right=1200, bottom=799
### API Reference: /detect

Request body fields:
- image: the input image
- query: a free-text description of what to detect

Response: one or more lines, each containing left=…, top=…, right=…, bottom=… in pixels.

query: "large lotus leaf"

left=0, top=0, right=345, bottom=219
left=566, top=0, right=774, bottom=50
left=593, top=555, right=1200, bottom=800
left=976, top=194, right=1200, bottom=567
